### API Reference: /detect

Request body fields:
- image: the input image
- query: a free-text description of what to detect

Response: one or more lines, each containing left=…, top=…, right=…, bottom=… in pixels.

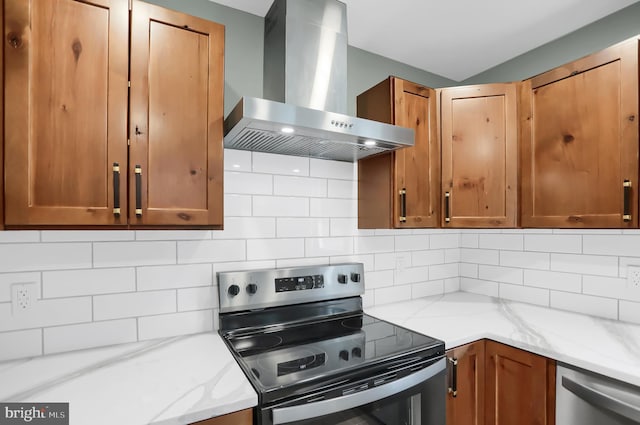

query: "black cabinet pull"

left=444, top=192, right=451, bottom=223
left=448, top=357, right=458, bottom=397
left=623, top=180, right=632, bottom=222
left=112, top=163, right=121, bottom=217
left=399, top=188, right=407, bottom=223
left=135, top=165, right=142, bottom=218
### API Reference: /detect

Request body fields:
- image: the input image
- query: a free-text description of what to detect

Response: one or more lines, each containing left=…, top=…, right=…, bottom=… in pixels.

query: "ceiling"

left=208, top=0, right=639, bottom=81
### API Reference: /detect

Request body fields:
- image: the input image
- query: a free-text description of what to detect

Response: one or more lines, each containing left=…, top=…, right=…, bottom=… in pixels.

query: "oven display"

left=277, top=353, right=326, bottom=376
left=275, top=275, right=324, bottom=292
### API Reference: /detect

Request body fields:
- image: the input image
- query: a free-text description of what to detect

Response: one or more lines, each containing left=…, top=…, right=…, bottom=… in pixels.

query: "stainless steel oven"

left=218, top=263, right=446, bottom=425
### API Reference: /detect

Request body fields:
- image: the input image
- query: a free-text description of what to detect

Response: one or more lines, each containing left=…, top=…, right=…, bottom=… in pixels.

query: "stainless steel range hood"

left=223, top=0, right=414, bottom=162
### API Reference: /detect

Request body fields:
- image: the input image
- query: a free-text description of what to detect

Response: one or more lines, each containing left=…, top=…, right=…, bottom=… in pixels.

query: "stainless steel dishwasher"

left=557, top=363, right=640, bottom=424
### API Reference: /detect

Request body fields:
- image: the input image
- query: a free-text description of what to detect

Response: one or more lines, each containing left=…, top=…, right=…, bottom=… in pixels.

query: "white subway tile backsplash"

left=223, top=149, right=252, bottom=171
left=277, top=257, right=329, bottom=268
left=328, top=179, right=356, bottom=199
left=213, top=260, right=276, bottom=273
left=247, top=238, right=305, bottom=260
left=330, top=255, right=375, bottom=271
left=479, top=234, right=523, bottom=251
left=177, top=240, right=246, bottom=263
left=395, top=235, right=429, bottom=252
left=277, top=218, right=330, bottom=238
left=94, top=242, right=176, bottom=268
left=138, top=310, right=214, bottom=341
left=395, top=266, right=429, bottom=285
left=330, top=218, right=375, bottom=237
left=43, top=268, right=135, bottom=298
left=550, top=291, right=618, bottom=320
left=177, top=287, right=219, bottom=311
left=524, top=235, right=581, bottom=253
left=310, top=158, right=354, bottom=180
left=365, top=270, right=395, bottom=289
left=42, top=231, right=134, bottom=242
left=225, top=194, right=252, bottom=216
left=0, top=273, right=41, bottom=303
left=445, top=277, right=461, bottom=293
left=224, top=171, right=273, bottom=195
left=430, top=234, right=460, bottom=249
left=412, top=250, right=445, bottom=267
left=460, top=278, right=499, bottom=297
left=412, top=281, right=445, bottom=298
left=0, top=231, right=40, bottom=243
left=500, top=251, right=550, bottom=270
left=479, top=265, right=523, bottom=285
left=375, top=252, right=411, bottom=271
left=523, top=269, right=582, bottom=293
left=135, top=231, right=212, bottom=241
left=0, top=329, right=42, bottom=361
left=211, top=217, right=276, bottom=240
left=619, top=301, right=640, bottom=324
left=460, top=233, right=479, bottom=248
left=460, top=248, right=499, bottom=265
left=583, top=235, right=640, bottom=257
left=374, top=285, right=411, bottom=305
left=44, top=319, right=137, bottom=355
left=137, top=264, right=212, bottom=291
left=274, top=176, right=327, bottom=198
left=445, top=249, right=461, bottom=263
left=460, top=263, right=479, bottom=278
left=499, top=284, right=549, bottom=307
left=550, top=253, right=618, bottom=277
left=430, top=263, right=459, bottom=280
left=253, top=152, right=310, bottom=176
left=310, top=198, right=356, bottom=218
left=0, top=243, right=92, bottom=273
left=354, top=236, right=394, bottom=254
left=305, top=237, right=354, bottom=257
left=93, top=291, right=175, bottom=321
left=0, top=298, right=92, bottom=332
left=253, top=196, right=309, bottom=217
left=582, top=275, right=640, bottom=302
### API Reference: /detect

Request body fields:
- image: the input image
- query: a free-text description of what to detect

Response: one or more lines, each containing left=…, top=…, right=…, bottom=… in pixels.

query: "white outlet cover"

left=626, top=265, right=640, bottom=290
left=11, top=282, right=37, bottom=316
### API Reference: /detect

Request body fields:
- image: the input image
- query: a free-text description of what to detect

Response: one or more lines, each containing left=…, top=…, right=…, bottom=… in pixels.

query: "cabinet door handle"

left=444, top=192, right=451, bottom=223
left=112, top=163, right=121, bottom=217
left=623, top=180, right=632, bottom=222
left=448, top=357, right=458, bottom=397
left=399, top=188, right=407, bottom=223
left=135, top=165, right=142, bottom=218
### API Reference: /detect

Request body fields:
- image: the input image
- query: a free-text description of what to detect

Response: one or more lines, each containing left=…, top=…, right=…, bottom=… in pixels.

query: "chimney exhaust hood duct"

left=223, top=0, right=414, bottom=162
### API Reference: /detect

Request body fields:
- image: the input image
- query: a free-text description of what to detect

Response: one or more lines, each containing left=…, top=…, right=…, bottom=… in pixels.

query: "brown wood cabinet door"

left=191, top=408, right=252, bottom=425
left=4, top=0, right=129, bottom=226
left=520, top=38, right=639, bottom=228
left=446, top=341, right=486, bottom=425
left=394, top=79, right=440, bottom=228
left=441, top=84, right=518, bottom=228
left=357, top=77, right=439, bottom=228
left=130, top=1, right=224, bottom=227
left=0, top=0, right=4, bottom=230
left=485, top=341, right=555, bottom=425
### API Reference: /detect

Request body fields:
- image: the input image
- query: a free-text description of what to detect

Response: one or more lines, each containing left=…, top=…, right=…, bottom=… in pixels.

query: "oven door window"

left=265, top=367, right=445, bottom=425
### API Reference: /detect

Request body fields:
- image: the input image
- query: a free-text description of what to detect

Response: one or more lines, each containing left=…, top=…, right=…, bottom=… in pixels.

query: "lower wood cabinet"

left=447, top=340, right=555, bottom=425
left=191, top=408, right=252, bottom=425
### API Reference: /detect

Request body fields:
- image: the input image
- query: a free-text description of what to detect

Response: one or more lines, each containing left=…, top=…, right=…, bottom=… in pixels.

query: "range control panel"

left=217, top=263, right=365, bottom=313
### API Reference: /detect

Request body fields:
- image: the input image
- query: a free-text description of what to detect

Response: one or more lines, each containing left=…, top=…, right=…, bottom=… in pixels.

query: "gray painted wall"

left=463, top=1, right=640, bottom=84
left=142, top=0, right=455, bottom=116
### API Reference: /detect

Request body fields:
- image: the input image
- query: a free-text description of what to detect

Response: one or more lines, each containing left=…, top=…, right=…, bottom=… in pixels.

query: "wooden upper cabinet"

left=484, top=341, right=555, bottom=425
left=441, top=84, right=518, bottom=228
left=520, top=37, right=639, bottom=228
left=129, top=1, right=224, bottom=227
left=357, top=77, right=439, bottom=228
left=446, top=340, right=485, bottom=425
left=4, top=0, right=129, bottom=226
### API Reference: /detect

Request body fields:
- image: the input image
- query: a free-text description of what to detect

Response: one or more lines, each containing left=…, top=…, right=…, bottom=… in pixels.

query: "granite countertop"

left=366, top=291, right=640, bottom=388
left=0, top=333, right=257, bottom=425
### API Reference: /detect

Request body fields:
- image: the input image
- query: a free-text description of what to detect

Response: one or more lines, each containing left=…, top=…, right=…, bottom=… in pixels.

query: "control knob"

left=338, top=274, right=348, bottom=284
left=352, top=347, right=362, bottom=358
left=350, top=273, right=361, bottom=283
left=246, top=284, right=258, bottom=295
left=339, top=350, right=349, bottom=361
left=228, top=285, right=240, bottom=296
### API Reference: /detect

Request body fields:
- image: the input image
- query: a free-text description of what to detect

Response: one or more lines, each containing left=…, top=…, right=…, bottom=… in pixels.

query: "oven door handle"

left=271, top=357, right=445, bottom=424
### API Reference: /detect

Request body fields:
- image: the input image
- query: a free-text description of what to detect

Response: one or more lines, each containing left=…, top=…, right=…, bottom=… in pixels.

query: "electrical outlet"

left=11, top=282, right=37, bottom=315
left=627, top=265, right=640, bottom=291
